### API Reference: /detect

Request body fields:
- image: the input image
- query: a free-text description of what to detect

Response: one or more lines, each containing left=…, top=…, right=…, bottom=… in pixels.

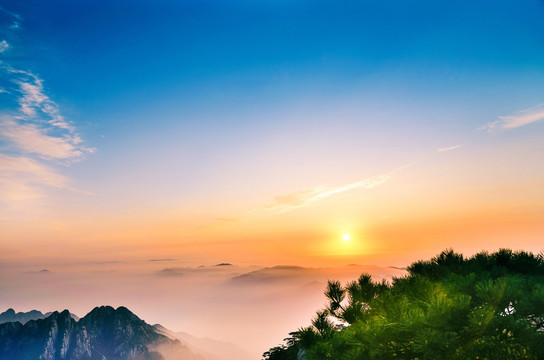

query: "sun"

left=342, top=233, right=350, bottom=241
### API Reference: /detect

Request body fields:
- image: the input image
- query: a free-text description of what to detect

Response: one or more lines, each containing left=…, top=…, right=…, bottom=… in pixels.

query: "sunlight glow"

left=343, top=233, right=350, bottom=241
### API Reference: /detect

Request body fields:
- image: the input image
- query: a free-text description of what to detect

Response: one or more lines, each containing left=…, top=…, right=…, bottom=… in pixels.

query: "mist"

left=0, top=258, right=405, bottom=358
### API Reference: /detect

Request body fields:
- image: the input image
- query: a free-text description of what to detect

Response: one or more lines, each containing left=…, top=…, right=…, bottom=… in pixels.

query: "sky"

left=1, top=0, right=544, bottom=356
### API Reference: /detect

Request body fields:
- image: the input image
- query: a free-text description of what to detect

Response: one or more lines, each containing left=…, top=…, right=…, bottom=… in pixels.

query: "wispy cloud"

left=216, top=163, right=417, bottom=220
left=0, top=154, right=67, bottom=188
left=0, top=117, right=89, bottom=160
left=0, top=69, right=94, bottom=161
left=0, top=40, right=8, bottom=53
left=0, top=14, right=93, bottom=209
left=0, top=154, right=68, bottom=204
left=480, top=103, right=544, bottom=131
left=9, top=69, right=75, bottom=131
left=259, top=173, right=394, bottom=214
left=0, top=68, right=94, bottom=163
left=437, top=144, right=463, bottom=152
left=0, top=7, right=21, bottom=32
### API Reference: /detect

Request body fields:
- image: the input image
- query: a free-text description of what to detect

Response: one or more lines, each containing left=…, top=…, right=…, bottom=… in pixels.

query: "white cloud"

left=0, top=22, right=94, bottom=210
left=18, top=80, right=47, bottom=116
left=0, top=40, right=8, bottom=53
left=259, top=173, right=393, bottom=214
left=10, top=69, right=75, bottom=131
left=500, top=105, right=544, bottom=129
left=236, top=163, right=417, bottom=217
left=0, top=69, right=95, bottom=162
left=0, top=117, right=87, bottom=160
left=437, top=144, right=463, bottom=152
left=480, top=103, right=544, bottom=131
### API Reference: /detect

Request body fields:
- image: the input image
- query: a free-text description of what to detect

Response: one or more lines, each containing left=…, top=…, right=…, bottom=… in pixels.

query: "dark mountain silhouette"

left=0, top=308, right=79, bottom=324
left=0, top=306, right=204, bottom=360
left=0, top=308, right=45, bottom=324
left=45, top=312, right=80, bottom=322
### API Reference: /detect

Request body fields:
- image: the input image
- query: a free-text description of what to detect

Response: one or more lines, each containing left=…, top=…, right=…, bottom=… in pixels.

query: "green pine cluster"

left=262, top=249, right=544, bottom=360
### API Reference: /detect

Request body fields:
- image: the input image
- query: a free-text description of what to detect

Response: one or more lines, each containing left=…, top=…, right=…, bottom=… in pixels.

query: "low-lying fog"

left=0, top=259, right=405, bottom=358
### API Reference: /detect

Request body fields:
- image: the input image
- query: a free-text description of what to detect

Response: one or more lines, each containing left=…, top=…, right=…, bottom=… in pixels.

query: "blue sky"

left=6, top=0, right=544, bottom=116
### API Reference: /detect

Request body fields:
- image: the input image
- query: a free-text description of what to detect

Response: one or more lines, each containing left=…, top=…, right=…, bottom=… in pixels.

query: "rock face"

left=0, top=306, right=203, bottom=360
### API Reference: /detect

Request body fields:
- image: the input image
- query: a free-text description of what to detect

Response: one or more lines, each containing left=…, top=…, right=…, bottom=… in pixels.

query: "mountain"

left=0, top=308, right=80, bottom=325
left=0, top=306, right=204, bottom=360
left=0, top=308, right=46, bottom=324
left=153, top=325, right=252, bottom=360
left=45, top=312, right=80, bottom=322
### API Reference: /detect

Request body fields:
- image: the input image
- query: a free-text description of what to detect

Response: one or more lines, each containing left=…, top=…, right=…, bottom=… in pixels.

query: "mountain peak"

left=88, top=305, right=115, bottom=314
left=0, top=308, right=45, bottom=325
left=84, top=305, right=141, bottom=324
left=0, top=306, right=204, bottom=360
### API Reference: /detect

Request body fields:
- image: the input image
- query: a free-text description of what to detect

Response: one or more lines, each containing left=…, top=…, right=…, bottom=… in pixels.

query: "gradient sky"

left=1, top=0, right=544, bottom=354
left=1, top=0, right=544, bottom=258
left=1, top=0, right=544, bottom=265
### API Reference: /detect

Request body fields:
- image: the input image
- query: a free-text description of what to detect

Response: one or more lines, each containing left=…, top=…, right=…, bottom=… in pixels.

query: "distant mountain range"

left=0, top=308, right=80, bottom=324
left=0, top=306, right=211, bottom=360
left=153, top=324, right=251, bottom=360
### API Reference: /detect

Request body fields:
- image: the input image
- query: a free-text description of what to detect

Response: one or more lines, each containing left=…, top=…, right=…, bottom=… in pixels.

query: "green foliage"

left=262, top=332, right=301, bottom=360
left=263, top=249, right=544, bottom=360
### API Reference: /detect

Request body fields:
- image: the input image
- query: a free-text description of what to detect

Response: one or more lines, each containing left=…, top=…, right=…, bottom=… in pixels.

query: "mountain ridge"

left=0, top=305, right=204, bottom=360
left=0, top=308, right=80, bottom=325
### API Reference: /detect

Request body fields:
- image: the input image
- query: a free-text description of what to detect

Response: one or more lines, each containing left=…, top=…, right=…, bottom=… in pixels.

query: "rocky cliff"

left=0, top=306, right=203, bottom=360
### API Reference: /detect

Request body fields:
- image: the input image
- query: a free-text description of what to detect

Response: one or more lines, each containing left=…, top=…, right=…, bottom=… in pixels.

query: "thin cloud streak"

left=0, top=7, right=21, bottom=31
left=259, top=173, right=394, bottom=214
left=437, top=144, right=463, bottom=152
left=0, top=154, right=68, bottom=205
left=500, top=104, right=544, bottom=129
left=216, top=152, right=456, bottom=222
left=221, top=162, right=418, bottom=219
left=480, top=103, right=544, bottom=131
left=0, top=154, right=67, bottom=188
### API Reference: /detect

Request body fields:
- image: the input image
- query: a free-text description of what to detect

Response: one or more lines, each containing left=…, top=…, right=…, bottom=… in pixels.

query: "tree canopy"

left=263, top=249, right=544, bottom=360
